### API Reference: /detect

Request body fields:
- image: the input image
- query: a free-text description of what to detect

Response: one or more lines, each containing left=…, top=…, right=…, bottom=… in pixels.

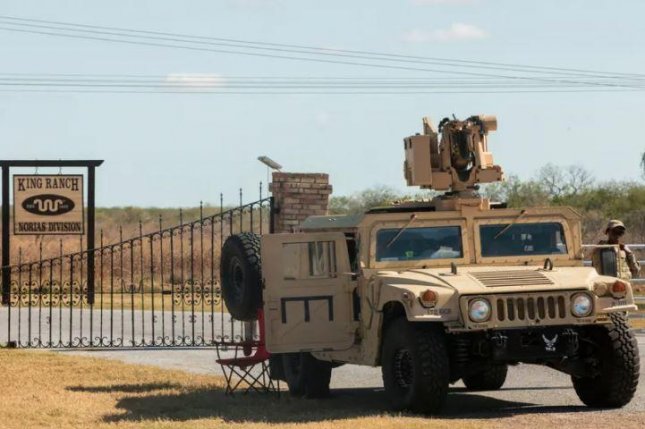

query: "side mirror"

left=598, top=248, right=618, bottom=277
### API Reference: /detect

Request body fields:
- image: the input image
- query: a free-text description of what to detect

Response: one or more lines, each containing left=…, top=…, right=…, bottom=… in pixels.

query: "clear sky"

left=1, top=0, right=644, bottom=207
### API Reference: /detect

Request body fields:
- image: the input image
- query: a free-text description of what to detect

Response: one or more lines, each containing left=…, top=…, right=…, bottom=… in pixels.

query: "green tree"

left=481, top=175, right=550, bottom=207
left=329, top=185, right=402, bottom=214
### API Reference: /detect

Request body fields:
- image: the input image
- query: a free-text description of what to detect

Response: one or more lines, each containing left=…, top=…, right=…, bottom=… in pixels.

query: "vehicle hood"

left=373, top=265, right=599, bottom=295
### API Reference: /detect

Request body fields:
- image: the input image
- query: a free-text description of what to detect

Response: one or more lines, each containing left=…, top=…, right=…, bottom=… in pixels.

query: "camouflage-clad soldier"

left=592, top=219, right=641, bottom=280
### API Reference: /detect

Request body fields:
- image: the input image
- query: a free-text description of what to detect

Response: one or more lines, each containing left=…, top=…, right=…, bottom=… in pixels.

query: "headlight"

left=571, top=293, right=593, bottom=317
left=468, top=298, right=491, bottom=323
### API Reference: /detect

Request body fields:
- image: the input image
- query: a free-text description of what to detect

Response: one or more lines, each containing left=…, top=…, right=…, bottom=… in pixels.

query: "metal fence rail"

left=1, top=193, right=273, bottom=349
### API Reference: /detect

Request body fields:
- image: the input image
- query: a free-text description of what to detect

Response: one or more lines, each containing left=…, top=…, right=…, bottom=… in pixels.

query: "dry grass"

left=631, top=318, right=645, bottom=329
left=2, top=350, right=645, bottom=429
left=5, top=205, right=270, bottom=266
left=90, top=293, right=225, bottom=313
left=1, top=349, right=479, bottom=429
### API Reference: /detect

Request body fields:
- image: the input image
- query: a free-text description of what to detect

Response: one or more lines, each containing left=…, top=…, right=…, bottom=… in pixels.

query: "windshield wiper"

left=493, top=209, right=527, bottom=239
left=386, top=213, right=418, bottom=248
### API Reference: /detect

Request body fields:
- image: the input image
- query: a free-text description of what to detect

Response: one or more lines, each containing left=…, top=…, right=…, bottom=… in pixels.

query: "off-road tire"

left=381, top=318, right=449, bottom=414
left=462, top=364, right=508, bottom=391
left=220, top=233, right=262, bottom=321
left=282, top=353, right=332, bottom=398
left=572, top=313, right=640, bottom=408
left=268, top=354, right=286, bottom=381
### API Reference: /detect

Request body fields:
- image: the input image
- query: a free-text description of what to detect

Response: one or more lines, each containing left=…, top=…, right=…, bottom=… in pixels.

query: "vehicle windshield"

left=376, top=226, right=463, bottom=262
left=480, top=222, right=568, bottom=257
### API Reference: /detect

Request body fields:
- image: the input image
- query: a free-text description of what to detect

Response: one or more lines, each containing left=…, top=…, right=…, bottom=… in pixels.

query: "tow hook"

left=491, top=333, right=508, bottom=349
left=562, top=329, right=579, bottom=354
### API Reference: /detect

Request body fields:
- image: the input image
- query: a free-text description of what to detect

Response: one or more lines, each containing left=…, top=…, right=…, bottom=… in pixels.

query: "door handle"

left=341, top=272, right=358, bottom=281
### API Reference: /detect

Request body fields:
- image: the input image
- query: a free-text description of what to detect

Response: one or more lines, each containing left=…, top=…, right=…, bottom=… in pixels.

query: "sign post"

left=1, top=160, right=103, bottom=305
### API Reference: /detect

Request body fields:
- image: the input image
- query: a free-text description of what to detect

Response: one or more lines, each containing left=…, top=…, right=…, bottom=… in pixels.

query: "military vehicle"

left=220, top=115, right=640, bottom=414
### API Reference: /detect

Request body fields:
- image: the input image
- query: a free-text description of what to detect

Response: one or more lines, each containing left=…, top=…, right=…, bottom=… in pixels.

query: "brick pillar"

left=269, top=172, right=332, bottom=233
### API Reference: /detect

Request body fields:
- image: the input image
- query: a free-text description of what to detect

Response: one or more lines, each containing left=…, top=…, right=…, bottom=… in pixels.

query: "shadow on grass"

left=450, top=385, right=572, bottom=393
left=67, top=382, right=181, bottom=393
left=66, top=383, right=594, bottom=424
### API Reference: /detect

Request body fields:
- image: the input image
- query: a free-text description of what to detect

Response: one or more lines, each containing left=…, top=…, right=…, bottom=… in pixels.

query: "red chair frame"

left=216, top=309, right=279, bottom=395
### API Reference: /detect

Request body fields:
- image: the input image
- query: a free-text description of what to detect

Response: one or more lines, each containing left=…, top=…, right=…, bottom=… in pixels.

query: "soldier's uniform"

left=591, top=220, right=641, bottom=281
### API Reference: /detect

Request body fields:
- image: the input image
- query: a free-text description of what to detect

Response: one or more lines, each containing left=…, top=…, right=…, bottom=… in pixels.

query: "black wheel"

left=572, top=313, right=640, bottom=408
left=282, top=353, right=332, bottom=398
left=462, top=364, right=508, bottom=391
left=381, top=318, right=449, bottom=414
left=220, top=233, right=262, bottom=321
left=268, top=354, right=286, bottom=381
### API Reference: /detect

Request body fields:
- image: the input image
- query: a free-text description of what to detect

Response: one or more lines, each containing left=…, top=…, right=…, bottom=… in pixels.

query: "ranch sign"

left=13, top=174, right=84, bottom=235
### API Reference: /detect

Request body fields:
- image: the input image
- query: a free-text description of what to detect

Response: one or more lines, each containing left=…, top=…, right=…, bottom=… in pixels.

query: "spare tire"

left=220, top=233, right=262, bottom=321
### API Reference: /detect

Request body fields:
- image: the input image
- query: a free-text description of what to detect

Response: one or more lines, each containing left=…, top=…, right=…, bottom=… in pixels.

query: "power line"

left=0, top=18, right=641, bottom=89
left=0, top=73, right=638, bottom=84
left=0, top=81, right=642, bottom=90
left=1, top=14, right=643, bottom=80
left=0, top=88, right=642, bottom=95
left=0, top=73, right=634, bottom=81
left=0, top=73, right=643, bottom=92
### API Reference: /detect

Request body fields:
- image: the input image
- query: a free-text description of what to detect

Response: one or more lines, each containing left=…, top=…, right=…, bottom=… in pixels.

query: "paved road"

left=0, top=307, right=246, bottom=347
left=54, top=333, right=645, bottom=416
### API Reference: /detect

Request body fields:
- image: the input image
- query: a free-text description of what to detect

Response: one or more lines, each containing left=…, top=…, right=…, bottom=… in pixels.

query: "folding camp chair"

left=216, top=309, right=279, bottom=395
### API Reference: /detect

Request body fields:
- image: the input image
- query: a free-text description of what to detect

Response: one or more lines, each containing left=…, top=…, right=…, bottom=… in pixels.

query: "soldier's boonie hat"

left=605, top=219, right=626, bottom=233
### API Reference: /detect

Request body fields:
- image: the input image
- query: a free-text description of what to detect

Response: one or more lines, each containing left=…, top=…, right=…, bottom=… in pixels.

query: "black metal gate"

left=0, top=193, right=273, bottom=349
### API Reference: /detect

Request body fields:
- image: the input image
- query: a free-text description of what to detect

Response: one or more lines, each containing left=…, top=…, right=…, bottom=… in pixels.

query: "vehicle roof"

left=300, top=204, right=581, bottom=232
left=300, top=213, right=364, bottom=230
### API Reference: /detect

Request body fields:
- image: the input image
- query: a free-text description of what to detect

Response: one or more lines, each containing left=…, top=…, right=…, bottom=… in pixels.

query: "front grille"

left=495, top=295, right=567, bottom=322
left=460, top=291, right=584, bottom=329
left=471, top=270, right=554, bottom=287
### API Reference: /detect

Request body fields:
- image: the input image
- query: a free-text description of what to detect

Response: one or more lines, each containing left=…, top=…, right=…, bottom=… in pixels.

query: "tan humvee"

left=221, top=115, right=640, bottom=414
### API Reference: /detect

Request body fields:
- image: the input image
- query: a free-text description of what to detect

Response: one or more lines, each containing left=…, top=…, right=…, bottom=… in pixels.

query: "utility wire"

left=0, top=73, right=642, bottom=91
left=1, top=82, right=642, bottom=89
left=0, top=73, right=639, bottom=84
left=0, top=88, right=642, bottom=95
left=0, top=19, right=641, bottom=88
left=0, top=73, right=636, bottom=81
left=1, top=14, right=643, bottom=80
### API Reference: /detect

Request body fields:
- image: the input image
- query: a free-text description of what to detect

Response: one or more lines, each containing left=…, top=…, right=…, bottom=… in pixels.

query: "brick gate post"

left=269, top=172, right=332, bottom=233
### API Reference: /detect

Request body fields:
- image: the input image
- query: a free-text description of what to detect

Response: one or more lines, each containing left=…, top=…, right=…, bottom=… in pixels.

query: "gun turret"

left=403, top=115, right=503, bottom=192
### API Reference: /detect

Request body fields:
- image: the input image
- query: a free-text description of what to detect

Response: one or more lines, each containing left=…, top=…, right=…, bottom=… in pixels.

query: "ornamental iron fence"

left=0, top=190, right=273, bottom=349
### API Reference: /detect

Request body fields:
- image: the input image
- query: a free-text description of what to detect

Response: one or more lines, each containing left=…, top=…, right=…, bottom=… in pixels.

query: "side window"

left=308, top=241, right=337, bottom=277
left=282, top=241, right=337, bottom=280
left=345, top=234, right=359, bottom=272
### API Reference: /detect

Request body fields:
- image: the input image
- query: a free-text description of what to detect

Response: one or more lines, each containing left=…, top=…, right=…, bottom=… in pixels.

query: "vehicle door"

left=261, top=232, right=355, bottom=353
